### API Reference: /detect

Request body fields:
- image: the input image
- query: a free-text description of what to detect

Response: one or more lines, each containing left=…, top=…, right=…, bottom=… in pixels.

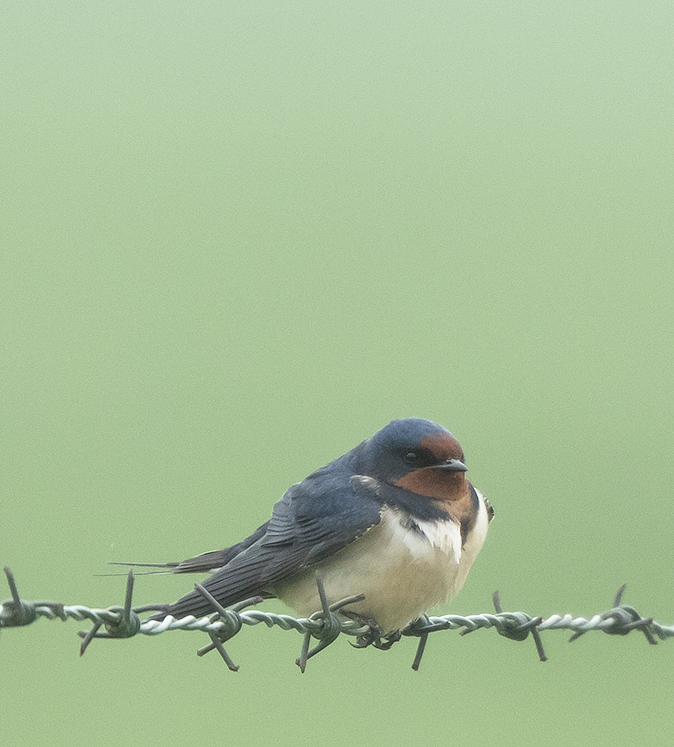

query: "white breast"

left=274, top=490, right=490, bottom=633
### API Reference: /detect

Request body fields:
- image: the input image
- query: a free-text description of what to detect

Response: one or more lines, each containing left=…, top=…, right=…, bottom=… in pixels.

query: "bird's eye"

left=404, top=451, right=420, bottom=464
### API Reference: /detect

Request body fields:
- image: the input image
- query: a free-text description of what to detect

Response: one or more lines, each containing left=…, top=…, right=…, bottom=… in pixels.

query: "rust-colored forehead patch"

left=419, top=433, right=464, bottom=462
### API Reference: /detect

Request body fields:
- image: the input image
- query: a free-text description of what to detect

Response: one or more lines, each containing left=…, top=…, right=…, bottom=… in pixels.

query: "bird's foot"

left=342, top=611, right=401, bottom=649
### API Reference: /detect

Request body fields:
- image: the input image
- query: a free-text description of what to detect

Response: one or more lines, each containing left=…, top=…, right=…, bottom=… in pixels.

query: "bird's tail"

left=102, top=549, right=232, bottom=577
left=96, top=561, right=180, bottom=577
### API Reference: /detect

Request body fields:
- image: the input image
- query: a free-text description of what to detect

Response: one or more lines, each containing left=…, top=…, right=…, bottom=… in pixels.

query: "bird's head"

left=355, top=418, right=471, bottom=503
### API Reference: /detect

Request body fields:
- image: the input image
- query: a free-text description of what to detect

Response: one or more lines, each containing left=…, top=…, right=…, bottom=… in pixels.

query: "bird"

left=121, top=418, right=494, bottom=634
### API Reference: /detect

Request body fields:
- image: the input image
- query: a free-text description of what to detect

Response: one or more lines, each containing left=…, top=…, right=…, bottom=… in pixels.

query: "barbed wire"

left=0, top=566, right=670, bottom=672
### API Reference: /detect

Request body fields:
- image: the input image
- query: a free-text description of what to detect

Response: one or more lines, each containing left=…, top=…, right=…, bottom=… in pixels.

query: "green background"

left=2, top=1, right=673, bottom=744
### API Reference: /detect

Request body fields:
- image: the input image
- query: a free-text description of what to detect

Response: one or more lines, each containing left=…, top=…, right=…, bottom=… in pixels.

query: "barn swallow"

left=123, top=418, right=494, bottom=633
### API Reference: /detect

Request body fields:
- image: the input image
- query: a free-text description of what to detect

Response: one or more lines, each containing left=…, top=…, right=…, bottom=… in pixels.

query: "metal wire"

left=1, top=567, right=670, bottom=671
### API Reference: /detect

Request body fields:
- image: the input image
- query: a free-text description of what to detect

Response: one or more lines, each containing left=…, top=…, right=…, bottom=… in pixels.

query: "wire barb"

left=193, top=585, right=264, bottom=671
left=296, top=572, right=367, bottom=672
left=0, top=567, right=64, bottom=628
left=567, top=585, right=658, bottom=646
left=1, top=568, right=672, bottom=670
left=490, top=589, right=547, bottom=661
left=78, top=571, right=142, bottom=655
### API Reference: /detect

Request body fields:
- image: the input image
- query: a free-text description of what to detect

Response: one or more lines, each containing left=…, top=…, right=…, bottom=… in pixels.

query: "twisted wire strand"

left=1, top=567, right=671, bottom=670
left=8, top=604, right=672, bottom=639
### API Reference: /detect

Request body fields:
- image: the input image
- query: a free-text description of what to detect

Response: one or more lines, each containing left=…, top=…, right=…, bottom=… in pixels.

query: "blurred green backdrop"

left=2, top=1, right=673, bottom=744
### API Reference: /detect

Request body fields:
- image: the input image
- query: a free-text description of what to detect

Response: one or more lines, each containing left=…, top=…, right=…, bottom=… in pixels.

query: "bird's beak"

left=432, top=458, right=468, bottom=472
